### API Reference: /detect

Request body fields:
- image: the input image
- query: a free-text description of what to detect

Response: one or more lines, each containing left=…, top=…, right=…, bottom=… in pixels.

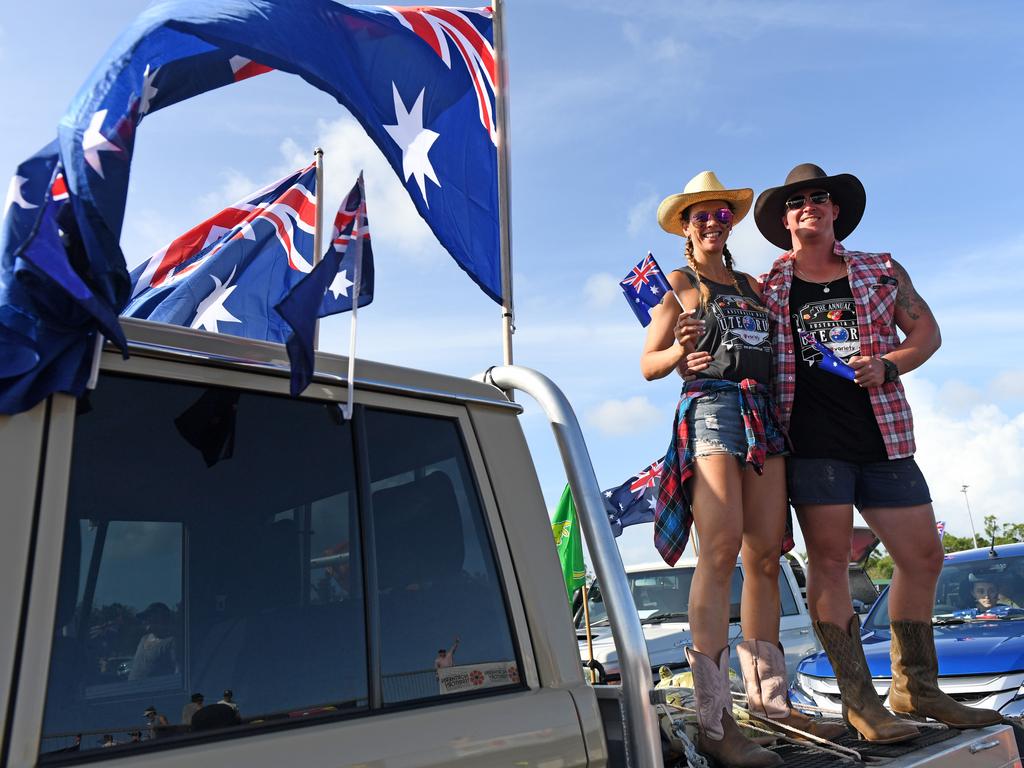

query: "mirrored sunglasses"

left=785, top=191, right=831, bottom=210
left=689, top=207, right=734, bottom=226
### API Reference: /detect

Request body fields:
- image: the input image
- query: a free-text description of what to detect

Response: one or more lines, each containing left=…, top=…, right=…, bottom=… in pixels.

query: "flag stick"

left=341, top=174, right=365, bottom=422
left=582, top=582, right=596, bottom=683
left=493, top=0, right=514, bottom=368
left=312, top=146, right=325, bottom=350
left=86, top=333, right=104, bottom=390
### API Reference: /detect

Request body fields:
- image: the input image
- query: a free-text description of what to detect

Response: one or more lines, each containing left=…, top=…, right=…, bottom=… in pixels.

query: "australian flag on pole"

left=276, top=173, right=374, bottom=396
left=621, top=252, right=672, bottom=327
left=123, top=163, right=320, bottom=341
left=603, top=458, right=663, bottom=537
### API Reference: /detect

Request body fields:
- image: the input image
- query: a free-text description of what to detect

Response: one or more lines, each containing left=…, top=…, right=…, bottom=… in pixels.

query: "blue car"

left=791, top=542, right=1024, bottom=718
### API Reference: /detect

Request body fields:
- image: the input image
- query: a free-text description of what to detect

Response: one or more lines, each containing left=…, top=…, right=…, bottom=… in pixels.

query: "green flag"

left=552, top=484, right=587, bottom=600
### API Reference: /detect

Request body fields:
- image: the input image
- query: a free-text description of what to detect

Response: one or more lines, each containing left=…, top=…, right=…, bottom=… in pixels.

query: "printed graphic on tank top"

left=789, top=275, right=887, bottom=462
left=680, top=268, right=771, bottom=384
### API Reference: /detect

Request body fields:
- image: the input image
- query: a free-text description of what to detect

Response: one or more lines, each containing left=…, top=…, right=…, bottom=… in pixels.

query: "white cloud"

left=991, top=371, right=1024, bottom=401
left=627, top=193, right=658, bottom=236
left=197, top=168, right=259, bottom=212
left=622, top=21, right=689, bottom=61
left=723, top=217, right=781, bottom=280
left=903, top=375, right=1024, bottom=540
left=587, top=396, right=663, bottom=436
left=584, top=272, right=621, bottom=308
left=121, top=208, right=185, bottom=269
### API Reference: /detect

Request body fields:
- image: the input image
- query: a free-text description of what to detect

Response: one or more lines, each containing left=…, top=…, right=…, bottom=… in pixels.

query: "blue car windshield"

left=865, top=554, right=1024, bottom=631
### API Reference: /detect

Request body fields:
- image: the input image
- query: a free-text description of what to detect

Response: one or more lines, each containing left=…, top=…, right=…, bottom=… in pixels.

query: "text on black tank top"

left=679, top=267, right=771, bottom=384
left=788, top=275, right=887, bottom=462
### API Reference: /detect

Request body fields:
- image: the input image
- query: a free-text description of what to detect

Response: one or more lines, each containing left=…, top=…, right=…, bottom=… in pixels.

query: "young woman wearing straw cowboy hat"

left=643, top=171, right=844, bottom=768
left=741, top=163, right=1000, bottom=742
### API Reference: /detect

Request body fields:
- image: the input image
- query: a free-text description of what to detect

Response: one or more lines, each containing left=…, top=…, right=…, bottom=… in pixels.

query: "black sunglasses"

left=785, top=191, right=831, bottom=210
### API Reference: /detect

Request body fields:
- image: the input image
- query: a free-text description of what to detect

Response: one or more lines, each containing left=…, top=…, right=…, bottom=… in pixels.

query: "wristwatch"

left=880, top=357, right=899, bottom=383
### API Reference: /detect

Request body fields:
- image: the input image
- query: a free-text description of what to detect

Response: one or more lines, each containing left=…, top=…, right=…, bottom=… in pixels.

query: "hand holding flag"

left=620, top=252, right=677, bottom=327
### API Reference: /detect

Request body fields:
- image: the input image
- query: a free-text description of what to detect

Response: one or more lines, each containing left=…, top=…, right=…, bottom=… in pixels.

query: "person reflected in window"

left=129, top=602, right=178, bottom=680
left=434, top=636, right=460, bottom=675
left=101, top=734, right=116, bottom=748
left=218, top=689, right=239, bottom=716
left=181, top=692, right=204, bottom=725
left=142, top=705, right=169, bottom=740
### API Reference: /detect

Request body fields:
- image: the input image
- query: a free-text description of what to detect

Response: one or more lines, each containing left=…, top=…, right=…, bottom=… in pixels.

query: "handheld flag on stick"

left=603, top=458, right=664, bottom=536
left=620, top=252, right=676, bottom=327
left=799, top=330, right=856, bottom=381
left=936, top=521, right=946, bottom=542
left=552, top=485, right=587, bottom=602
left=276, top=173, right=374, bottom=399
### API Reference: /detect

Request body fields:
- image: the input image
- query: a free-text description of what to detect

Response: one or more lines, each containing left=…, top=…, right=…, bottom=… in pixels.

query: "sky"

left=2, top=0, right=1022, bottom=567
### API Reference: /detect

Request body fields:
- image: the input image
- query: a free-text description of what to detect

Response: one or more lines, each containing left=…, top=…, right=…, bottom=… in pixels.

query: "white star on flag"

left=191, top=269, right=240, bottom=333
left=4, top=176, right=37, bottom=215
left=328, top=269, right=354, bottom=300
left=647, top=495, right=658, bottom=511
left=383, top=83, right=440, bottom=206
left=138, top=64, right=159, bottom=117
left=83, top=110, right=122, bottom=178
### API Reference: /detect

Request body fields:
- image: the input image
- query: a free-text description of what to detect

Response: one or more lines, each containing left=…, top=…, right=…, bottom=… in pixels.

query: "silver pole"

left=493, top=0, right=514, bottom=366
left=312, top=146, right=325, bottom=350
left=961, top=485, right=980, bottom=549
left=477, top=365, right=662, bottom=768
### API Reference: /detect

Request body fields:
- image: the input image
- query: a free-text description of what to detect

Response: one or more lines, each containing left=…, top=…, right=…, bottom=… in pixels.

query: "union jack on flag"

left=603, top=458, right=664, bottom=537
left=621, top=252, right=673, bottom=327
left=936, top=521, right=946, bottom=541
left=123, top=163, right=327, bottom=342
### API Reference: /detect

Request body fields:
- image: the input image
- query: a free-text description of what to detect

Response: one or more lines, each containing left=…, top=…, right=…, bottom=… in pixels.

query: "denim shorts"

left=787, top=456, right=932, bottom=510
left=687, top=390, right=786, bottom=460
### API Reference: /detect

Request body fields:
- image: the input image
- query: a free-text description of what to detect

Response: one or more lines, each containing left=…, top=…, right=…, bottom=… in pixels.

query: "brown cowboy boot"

left=889, top=619, right=1003, bottom=728
left=685, top=647, right=783, bottom=767
left=737, top=638, right=848, bottom=740
left=814, top=616, right=919, bottom=743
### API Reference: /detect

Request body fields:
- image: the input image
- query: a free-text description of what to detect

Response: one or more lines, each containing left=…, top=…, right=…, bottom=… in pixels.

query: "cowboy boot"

left=889, top=619, right=1003, bottom=728
left=685, top=647, right=783, bottom=767
left=737, top=638, right=848, bottom=740
left=813, top=616, right=919, bottom=743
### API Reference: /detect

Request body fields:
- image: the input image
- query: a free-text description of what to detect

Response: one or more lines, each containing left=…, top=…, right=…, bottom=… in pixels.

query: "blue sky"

left=2, top=1, right=1022, bottom=565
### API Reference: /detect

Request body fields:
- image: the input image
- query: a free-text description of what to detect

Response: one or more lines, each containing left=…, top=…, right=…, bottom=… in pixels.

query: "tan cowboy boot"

left=737, top=638, right=848, bottom=740
left=685, top=647, right=783, bottom=767
left=813, top=616, right=919, bottom=743
left=889, top=619, right=1003, bottom=728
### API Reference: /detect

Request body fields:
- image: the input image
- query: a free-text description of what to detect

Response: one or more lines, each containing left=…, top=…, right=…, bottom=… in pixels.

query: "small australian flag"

left=620, top=252, right=672, bottom=327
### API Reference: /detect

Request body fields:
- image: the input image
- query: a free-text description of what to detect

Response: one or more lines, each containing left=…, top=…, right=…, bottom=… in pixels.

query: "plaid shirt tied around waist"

left=654, top=378, right=788, bottom=566
left=760, top=242, right=916, bottom=460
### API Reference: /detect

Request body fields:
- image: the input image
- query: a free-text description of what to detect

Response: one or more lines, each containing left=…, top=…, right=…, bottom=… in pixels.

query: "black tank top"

left=788, top=275, right=887, bottom=462
left=678, top=268, right=772, bottom=384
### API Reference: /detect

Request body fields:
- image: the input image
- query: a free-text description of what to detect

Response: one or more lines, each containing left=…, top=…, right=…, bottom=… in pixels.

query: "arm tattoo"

left=892, top=260, right=931, bottom=321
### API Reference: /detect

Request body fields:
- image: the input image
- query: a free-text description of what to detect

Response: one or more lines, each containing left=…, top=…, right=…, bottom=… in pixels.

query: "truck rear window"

left=39, top=374, right=521, bottom=758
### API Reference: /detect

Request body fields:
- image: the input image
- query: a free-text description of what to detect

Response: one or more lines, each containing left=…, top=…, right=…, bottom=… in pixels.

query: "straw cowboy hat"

left=657, top=171, right=753, bottom=237
left=754, top=163, right=866, bottom=250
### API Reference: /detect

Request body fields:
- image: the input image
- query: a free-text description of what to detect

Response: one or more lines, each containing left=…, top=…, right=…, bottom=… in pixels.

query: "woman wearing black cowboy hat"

left=728, top=163, right=998, bottom=740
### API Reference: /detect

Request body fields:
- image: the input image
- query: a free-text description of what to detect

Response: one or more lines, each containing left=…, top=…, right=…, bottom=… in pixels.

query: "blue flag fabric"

left=58, top=0, right=499, bottom=302
left=123, top=164, right=321, bottom=341
left=276, top=174, right=374, bottom=396
left=603, top=458, right=664, bottom=537
left=0, top=143, right=126, bottom=413
left=620, top=252, right=673, bottom=327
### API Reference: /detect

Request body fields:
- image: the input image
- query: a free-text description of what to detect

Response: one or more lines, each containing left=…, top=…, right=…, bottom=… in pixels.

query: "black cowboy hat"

left=754, top=163, right=866, bottom=250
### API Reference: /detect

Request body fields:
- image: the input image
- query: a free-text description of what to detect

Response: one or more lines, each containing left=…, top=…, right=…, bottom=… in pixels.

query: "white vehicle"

left=577, top=557, right=817, bottom=682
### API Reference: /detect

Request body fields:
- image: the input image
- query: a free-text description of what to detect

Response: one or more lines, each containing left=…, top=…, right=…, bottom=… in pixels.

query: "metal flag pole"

left=961, top=484, right=980, bottom=549
left=582, top=582, right=596, bottom=682
left=312, top=146, right=325, bottom=350
left=493, top=0, right=514, bottom=366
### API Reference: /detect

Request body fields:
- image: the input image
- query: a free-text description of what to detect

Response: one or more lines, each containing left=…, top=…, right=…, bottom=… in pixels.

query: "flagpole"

left=582, top=583, right=596, bottom=682
left=312, top=146, right=325, bottom=350
left=342, top=173, right=365, bottom=422
left=493, top=0, right=514, bottom=367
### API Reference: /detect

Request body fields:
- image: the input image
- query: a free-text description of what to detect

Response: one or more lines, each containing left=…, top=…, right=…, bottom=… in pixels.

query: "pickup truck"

left=0, top=318, right=1018, bottom=767
left=577, top=557, right=817, bottom=682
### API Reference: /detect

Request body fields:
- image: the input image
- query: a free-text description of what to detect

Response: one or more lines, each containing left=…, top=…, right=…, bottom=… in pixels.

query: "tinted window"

left=779, top=568, right=800, bottom=616
left=42, top=377, right=367, bottom=756
left=363, top=409, right=521, bottom=704
left=582, top=566, right=744, bottom=625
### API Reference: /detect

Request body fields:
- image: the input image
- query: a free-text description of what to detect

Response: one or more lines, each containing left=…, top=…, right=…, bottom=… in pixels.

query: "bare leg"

left=795, top=504, right=855, bottom=625
left=688, top=454, right=744, bottom=656
left=739, top=456, right=787, bottom=642
left=862, top=504, right=944, bottom=621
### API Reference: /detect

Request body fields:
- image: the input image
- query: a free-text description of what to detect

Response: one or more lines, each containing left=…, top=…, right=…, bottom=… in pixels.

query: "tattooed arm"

left=884, top=258, right=942, bottom=375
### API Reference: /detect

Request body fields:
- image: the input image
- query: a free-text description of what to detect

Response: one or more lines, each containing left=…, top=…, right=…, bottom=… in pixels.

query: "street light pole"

left=961, top=484, right=980, bottom=550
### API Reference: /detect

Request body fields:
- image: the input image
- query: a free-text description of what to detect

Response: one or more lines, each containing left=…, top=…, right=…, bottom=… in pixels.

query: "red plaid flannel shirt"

left=760, top=242, right=916, bottom=460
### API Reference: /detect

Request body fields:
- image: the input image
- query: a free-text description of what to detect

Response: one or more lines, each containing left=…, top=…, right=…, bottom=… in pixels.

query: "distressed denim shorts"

left=687, top=390, right=786, bottom=461
left=787, top=456, right=932, bottom=510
